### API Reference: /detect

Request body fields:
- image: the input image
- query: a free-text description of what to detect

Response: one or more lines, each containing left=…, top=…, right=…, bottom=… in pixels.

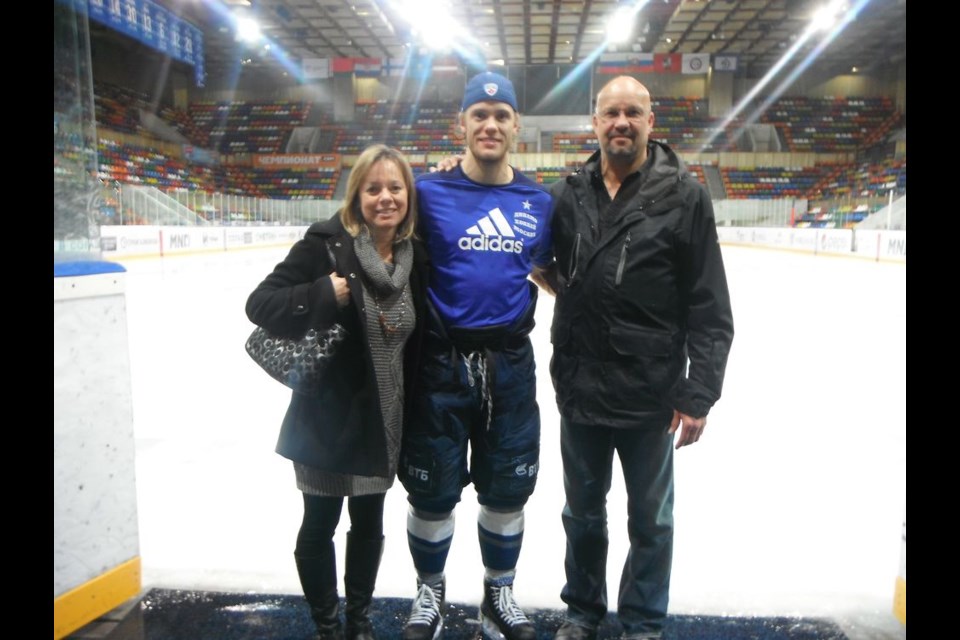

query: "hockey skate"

left=402, top=578, right=445, bottom=640
left=479, top=578, right=536, bottom=640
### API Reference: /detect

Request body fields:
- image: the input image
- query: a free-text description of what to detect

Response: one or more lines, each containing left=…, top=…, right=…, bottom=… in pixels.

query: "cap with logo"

left=461, top=71, right=518, bottom=112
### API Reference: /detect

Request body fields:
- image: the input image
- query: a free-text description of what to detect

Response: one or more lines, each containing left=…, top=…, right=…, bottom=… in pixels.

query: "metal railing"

left=119, top=185, right=210, bottom=226
left=98, top=183, right=342, bottom=226
left=714, top=198, right=806, bottom=228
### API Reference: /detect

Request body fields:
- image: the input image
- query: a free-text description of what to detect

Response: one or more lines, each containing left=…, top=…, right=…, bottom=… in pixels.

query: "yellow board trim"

left=53, top=556, right=141, bottom=640
left=893, top=576, right=906, bottom=625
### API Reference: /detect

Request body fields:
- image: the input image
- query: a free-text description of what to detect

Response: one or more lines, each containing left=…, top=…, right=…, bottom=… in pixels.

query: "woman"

left=246, top=145, right=428, bottom=640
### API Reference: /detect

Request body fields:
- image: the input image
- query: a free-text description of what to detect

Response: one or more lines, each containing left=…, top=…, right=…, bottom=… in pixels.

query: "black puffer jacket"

left=245, top=215, right=429, bottom=476
left=548, top=142, right=734, bottom=428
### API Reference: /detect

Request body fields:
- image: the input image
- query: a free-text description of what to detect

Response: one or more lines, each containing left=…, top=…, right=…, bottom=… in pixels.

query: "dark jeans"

left=559, top=417, right=674, bottom=636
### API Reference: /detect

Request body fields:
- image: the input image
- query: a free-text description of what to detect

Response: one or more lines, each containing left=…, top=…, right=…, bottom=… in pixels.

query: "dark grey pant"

left=559, top=417, right=675, bottom=637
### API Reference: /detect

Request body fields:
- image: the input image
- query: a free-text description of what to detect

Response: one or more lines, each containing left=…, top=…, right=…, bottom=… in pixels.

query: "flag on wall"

left=598, top=53, right=655, bottom=74
left=353, top=58, right=382, bottom=77
left=655, top=53, right=681, bottom=73
left=599, top=52, right=689, bottom=74
left=332, top=58, right=354, bottom=74
left=382, top=58, right=406, bottom=77
left=682, top=53, right=711, bottom=74
left=302, top=58, right=330, bottom=79
left=713, top=55, right=739, bottom=72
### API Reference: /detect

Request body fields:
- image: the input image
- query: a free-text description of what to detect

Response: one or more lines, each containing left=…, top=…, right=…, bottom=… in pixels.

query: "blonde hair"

left=339, top=144, right=418, bottom=242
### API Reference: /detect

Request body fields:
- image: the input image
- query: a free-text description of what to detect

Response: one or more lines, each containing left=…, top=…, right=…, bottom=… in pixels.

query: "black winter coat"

left=548, top=142, right=734, bottom=428
left=245, top=216, right=429, bottom=477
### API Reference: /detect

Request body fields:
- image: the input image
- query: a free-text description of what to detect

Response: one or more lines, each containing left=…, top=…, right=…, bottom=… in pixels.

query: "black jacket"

left=245, top=215, right=430, bottom=476
left=548, top=142, right=734, bottom=428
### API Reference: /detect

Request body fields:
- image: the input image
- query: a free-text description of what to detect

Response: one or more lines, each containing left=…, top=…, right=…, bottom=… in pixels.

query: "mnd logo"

left=459, top=207, right=524, bottom=253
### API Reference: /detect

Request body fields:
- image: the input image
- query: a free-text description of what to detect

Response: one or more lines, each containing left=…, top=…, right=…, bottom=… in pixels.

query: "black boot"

left=343, top=532, right=384, bottom=640
left=295, top=540, right=344, bottom=640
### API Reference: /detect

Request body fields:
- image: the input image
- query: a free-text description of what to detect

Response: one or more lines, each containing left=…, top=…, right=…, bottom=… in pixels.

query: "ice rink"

left=118, top=243, right=906, bottom=639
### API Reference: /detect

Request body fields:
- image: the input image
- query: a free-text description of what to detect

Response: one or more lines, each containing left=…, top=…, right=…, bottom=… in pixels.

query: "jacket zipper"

left=615, top=231, right=631, bottom=286
left=567, top=232, right=581, bottom=286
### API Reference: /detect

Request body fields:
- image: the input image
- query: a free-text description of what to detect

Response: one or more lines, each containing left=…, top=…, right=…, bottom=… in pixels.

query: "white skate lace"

left=408, top=582, right=440, bottom=625
left=493, top=584, right=530, bottom=626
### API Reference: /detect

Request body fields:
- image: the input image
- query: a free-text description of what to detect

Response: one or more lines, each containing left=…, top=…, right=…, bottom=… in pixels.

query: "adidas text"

left=458, top=236, right=524, bottom=253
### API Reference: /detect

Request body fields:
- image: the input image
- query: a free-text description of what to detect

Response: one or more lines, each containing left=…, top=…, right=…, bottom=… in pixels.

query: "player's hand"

left=429, top=155, right=464, bottom=173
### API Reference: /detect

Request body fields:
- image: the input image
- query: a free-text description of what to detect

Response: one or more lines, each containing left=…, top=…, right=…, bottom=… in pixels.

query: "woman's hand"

left=330, top=273, right=351, bottom=308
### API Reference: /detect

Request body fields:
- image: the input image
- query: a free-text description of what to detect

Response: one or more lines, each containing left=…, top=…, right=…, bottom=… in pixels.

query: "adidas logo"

left=458, top=208, right=524, bottom=253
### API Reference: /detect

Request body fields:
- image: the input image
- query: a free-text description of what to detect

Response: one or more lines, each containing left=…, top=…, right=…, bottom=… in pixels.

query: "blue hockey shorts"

left=399, top=333, right=541, bottom=513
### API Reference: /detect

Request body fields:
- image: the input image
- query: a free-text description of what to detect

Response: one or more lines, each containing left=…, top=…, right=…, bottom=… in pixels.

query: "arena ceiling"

left=105, top=0, right=907, bottom=81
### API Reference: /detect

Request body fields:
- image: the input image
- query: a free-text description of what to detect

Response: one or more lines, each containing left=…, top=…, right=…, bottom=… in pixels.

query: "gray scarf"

left=351, top=228, right=415, bottom=480
left=353, top=228, right=413, bottom=296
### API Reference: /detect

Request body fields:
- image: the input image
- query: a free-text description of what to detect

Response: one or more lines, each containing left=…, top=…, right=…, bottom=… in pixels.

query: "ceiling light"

left=234, top=15, right=262, bottom=43
left=606, top=6, right=634, bottom=43
left=811, top=0, right=844, bottom=31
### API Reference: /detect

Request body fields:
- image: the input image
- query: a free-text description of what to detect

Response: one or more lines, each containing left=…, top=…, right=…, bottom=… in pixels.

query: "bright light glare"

left=811, top=6, right=836, bottom=30
left=607, top=6, right=635, bottom=43
left=811, top=0, right=845, bottom=31
left=394, top=0, right=466, bottom=52
left=235, top=16, right=262, bottom=43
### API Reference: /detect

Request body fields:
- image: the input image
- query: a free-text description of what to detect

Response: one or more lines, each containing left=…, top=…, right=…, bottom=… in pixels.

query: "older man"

left=540, top=76, right=735, bottom=640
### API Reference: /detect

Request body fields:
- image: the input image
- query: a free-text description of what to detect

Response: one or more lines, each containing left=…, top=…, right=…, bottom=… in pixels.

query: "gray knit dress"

left=294, top=234, right=415, bottom=497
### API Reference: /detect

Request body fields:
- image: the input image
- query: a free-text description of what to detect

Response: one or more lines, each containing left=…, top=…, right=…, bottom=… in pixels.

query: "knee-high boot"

left=344, top=532, right=384, bottom=640
left=295, top=540, right=344, bottom=640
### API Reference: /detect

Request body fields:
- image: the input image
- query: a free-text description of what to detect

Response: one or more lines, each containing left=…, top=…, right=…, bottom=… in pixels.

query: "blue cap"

left=461, top=71, right=518, bottom=112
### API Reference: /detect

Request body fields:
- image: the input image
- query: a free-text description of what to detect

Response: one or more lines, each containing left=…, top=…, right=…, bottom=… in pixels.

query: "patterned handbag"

left=245, top=238, right=346, bottom=396
left=244, top=323, right=347, bottom=396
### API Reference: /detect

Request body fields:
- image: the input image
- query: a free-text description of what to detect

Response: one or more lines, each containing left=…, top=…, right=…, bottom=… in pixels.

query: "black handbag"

left=245, top=240, right=347, bottom=396
left=244, top=322, right=347, bottom=396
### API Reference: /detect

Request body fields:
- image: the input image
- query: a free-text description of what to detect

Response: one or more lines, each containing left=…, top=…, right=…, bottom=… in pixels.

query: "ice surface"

left=118, top=245, right=906, bottom=639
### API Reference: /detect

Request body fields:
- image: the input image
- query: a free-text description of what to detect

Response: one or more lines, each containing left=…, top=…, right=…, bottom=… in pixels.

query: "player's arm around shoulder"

left=429, top=155, right=464, bottom=172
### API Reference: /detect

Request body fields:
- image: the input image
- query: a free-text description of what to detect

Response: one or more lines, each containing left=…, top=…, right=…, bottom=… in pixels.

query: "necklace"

left=371, top=283, right=407, bottom=336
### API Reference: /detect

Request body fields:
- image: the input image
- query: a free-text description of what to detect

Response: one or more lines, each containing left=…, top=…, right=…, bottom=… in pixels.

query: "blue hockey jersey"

left=416, top=166, right=553, bottom=329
